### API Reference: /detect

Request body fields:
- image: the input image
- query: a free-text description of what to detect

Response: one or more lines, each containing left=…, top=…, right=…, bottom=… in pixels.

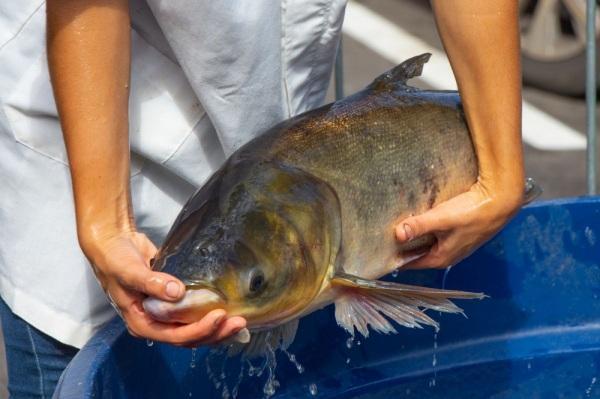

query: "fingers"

left=400, top=239, right=446, bottom=270
left=402, top=234, right=470, bottom=270
left=402, top=252, right=447, bottom=270
left=118, top=264, right=185, bottom=302
left=125, top=307, right=231, bottom=345
left=185, top=317, right=248, bottom=347
left=123, top=298, right=247, bottom=346
left=395, top=206, right=452, bottom=243
left=108, top=283, right=247, bottom=347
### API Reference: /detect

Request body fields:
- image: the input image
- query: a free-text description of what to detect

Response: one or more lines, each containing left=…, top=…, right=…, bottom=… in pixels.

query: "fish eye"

left=198, top=247, right=209, bottom=256
left=248, top=269, right=266, bottom=295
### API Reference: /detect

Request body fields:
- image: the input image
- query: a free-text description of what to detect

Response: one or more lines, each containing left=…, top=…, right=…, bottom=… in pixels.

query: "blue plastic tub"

left=54, top=197, right=600, bottom=398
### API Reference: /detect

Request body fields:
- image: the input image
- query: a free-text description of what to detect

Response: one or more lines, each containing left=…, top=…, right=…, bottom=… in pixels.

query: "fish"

left=143, top=53, right=533, bottom=355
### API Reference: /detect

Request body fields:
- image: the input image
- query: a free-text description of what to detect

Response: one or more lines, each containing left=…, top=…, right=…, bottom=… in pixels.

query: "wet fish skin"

left=240, top=72, right=478, bottom=279
left=143, top=54, right=485, bottom=347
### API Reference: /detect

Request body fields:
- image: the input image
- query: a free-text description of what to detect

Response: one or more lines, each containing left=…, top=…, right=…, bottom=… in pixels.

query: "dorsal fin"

left=370, top=53, right=431, bottom=88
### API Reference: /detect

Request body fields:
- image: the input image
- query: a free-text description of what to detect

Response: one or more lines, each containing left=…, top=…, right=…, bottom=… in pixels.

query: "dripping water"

left=586, top=377, right=597, bottom=397
left=190, top=348, right=197, bottom=369
left=282, top=349, right=304, bottom=374
left=198, top=332, right=306, bottom=398
left=204, top=348, right=237, bottom=399
left=442, top=266, right=452, bottom=289
left=429, top=331, right=438, bottom=388
left=346, top=336, right=354, bottom=349
left=206, top=349, right=224, bottom=391
left=430, top=266, right=452, bottom=388
left=262, top=340, right=280, bottom=398
left=309, top=383, right=318, bottom=396
left=230, top=362, right=246, bottom=399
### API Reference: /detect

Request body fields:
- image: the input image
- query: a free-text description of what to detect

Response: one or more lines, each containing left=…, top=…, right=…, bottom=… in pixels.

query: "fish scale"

left=247, top=84, right=477, bottom=278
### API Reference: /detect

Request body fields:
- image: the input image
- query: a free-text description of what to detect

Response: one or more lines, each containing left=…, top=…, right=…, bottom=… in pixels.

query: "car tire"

left=520, top=0, right=599, bottom=96
left=522, top=46, right=598, bottom=96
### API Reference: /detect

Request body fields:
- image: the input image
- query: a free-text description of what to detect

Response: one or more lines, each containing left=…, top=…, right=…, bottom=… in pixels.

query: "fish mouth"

left=143, top=282, right=227, bottom=324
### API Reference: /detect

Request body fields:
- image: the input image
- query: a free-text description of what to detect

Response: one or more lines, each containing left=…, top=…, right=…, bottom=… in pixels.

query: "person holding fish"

left=0, top=0, right=525, bottom=397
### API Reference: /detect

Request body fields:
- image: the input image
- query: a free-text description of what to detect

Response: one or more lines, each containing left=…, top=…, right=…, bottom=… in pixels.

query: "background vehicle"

left=520, top=0, right=599, bottom=96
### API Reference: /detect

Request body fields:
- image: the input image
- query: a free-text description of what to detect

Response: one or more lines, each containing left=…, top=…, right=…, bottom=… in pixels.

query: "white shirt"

left=0, top=0, right=346, bottom=348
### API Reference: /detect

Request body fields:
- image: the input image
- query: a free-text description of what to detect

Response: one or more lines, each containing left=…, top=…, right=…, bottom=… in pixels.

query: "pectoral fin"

left=331, top=272, right=485, bottom=338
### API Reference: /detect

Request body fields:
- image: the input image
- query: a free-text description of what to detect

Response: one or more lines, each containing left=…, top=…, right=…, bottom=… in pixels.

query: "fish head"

left=143, top=162, right=341, bottom=328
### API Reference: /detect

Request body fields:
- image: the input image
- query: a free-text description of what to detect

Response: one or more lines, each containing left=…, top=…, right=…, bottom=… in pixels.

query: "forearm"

left=47, top=0, right=132, bottom=249
left=432, top=0, right=524, bottom=201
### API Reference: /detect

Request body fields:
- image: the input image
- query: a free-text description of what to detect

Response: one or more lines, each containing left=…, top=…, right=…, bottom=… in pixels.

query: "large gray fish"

left=144, top=54, right=527, bottom=353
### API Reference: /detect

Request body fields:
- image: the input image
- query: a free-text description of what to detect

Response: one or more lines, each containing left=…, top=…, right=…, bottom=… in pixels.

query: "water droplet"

left=263, top=376, right=279, bottom=397
left=405, top=388, right=411, bottom=395
left=346, top=337, right=354, bottom=349
left=391, top=269, right=399, bottom=278
left=527, top=362, right=531, bottom=370
left=346, top=358, right=351, bottom=365
left=431, top=331, right=438, bottom=387
left=190, top=348, right=197, bottom=368
left=587, top=377, right=597, bottom=396
left=188, top=393, right=192, bottom=398
left=441, top=266, right=453, bottom=289
left=356, top=340, right=361, bottom=346
left=205, top=348, right=230, bottom=395
left=261, top=341, right=280, bottom=398
left=585, top=226, right=596, bottom=246
left=230, top=361, right=245, bottom=399
left=309, top=383, right=318, bottom=396
left=221, top=385, right=231, bottom=399
left=283, top=349, right=304, bottom=374
left=146, top=339, right=154, bottom=347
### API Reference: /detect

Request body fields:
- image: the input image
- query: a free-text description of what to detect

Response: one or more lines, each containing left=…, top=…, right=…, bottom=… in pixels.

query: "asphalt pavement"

left=330, top=0, right=598, bottom=199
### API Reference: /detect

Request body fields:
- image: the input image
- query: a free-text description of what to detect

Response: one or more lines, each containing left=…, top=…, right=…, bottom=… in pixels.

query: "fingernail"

left=165, top=281, right=181, bottom=298
left=233, top=328, right=251, bottom=343
left=403, top=224, right=414, bottom=241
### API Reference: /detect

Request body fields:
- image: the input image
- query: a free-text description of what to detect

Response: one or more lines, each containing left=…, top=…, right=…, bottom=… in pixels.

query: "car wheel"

left=520, top=0, right=600, bottom=96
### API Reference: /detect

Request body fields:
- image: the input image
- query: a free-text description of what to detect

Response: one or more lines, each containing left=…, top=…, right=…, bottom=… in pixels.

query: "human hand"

left=81, top=229, right=247, bottom=347
left=395, top=180, right=522, bottom=269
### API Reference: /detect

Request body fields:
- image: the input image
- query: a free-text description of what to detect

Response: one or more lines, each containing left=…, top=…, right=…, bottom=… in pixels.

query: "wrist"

left=77, top=214, right=136, bottom=261
left=476, top=147, right=525, bottom=207
left=476, top=171, right=524, bottom=217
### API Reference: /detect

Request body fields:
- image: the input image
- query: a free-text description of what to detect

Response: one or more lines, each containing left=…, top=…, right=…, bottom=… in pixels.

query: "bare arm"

left=47, top=0, right=245, bottom=344
left=397, top=0, right=525, bottom=268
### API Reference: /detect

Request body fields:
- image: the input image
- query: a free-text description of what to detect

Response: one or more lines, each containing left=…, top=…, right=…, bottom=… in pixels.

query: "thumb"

left=119, top=262, right=185, bottom=302
left=395, top=207, right=451, bottom=242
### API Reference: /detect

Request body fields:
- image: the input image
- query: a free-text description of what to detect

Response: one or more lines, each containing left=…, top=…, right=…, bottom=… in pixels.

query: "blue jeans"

left=0, top=299, right=78, bottom=399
